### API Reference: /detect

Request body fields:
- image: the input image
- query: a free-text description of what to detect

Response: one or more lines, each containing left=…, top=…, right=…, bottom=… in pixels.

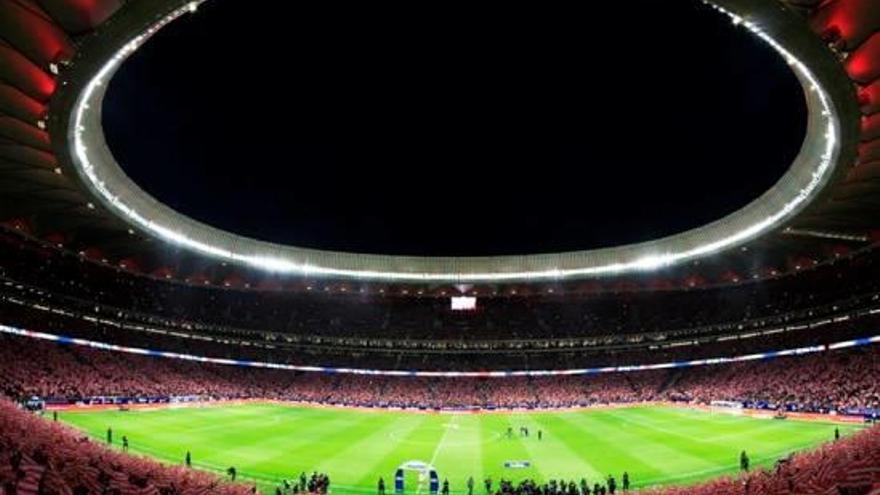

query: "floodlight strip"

left=68, top=1, right=843, bottom=282
left=1, top=323, right=877, bottom=377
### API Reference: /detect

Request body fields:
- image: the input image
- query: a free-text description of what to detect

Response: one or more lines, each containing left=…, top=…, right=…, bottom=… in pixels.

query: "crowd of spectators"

left=1, top=334, right=877, bottom=415
left=643, top=425, right=880, bottom=495
left=3, top=230, right=880, bottom=344
left=666, top=348, right=880, bottom=414
left=3, top=228, right=880, bottom=375
left=3, top=281, right=879, bottom=373
left=0, top=399, right=255, bottom=494
left=2, top=229, right=880, bottom=494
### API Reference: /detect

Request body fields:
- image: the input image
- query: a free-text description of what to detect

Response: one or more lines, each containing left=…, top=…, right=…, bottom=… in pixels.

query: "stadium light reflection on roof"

left=68, top=0, right=845, bottom=283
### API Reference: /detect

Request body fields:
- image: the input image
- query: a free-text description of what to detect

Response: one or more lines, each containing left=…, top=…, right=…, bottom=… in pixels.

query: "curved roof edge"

left=50, top=0, right=861, bottom=283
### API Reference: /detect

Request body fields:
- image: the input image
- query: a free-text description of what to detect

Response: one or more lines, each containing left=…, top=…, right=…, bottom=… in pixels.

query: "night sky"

left=102, top=0, right=807, bottom=256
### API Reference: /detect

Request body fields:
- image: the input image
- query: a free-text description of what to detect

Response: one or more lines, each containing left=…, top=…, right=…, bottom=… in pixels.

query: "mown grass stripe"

left=58, top=404, right=864, bottom=495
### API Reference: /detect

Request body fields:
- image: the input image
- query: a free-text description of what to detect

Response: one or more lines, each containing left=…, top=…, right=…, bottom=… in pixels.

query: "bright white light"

left=631, top=254, right=673, bottom=270
left=67, top=0, right=844, bottom=282
left=451, top=296, right=477, bottom=311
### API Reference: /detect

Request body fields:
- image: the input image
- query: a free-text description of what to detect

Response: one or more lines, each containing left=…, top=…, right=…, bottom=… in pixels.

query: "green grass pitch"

left=57, top=403, right=861, bottom=494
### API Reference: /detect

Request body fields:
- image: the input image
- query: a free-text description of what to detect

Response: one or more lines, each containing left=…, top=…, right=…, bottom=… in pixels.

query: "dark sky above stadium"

left=103, top=0, right=806, bottom=256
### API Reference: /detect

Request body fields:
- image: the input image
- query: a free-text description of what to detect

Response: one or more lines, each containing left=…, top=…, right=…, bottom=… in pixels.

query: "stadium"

left=1, top=0, right=880, bottom=493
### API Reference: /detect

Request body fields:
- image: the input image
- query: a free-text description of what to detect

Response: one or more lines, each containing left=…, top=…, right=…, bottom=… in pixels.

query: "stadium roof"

left=0, top=0, right=878, bottom=290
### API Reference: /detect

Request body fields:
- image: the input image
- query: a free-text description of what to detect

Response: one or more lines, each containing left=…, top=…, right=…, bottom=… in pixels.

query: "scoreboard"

left=450, top=296, right=477, bottom=311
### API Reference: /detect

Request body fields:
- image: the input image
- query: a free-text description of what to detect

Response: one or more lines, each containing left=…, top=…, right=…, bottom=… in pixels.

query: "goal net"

left=710, top=400, right=745, bottom=415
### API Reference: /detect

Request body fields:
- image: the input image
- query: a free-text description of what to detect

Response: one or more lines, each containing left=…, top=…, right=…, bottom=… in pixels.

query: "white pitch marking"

left=417, top=414, right=459, bottom=495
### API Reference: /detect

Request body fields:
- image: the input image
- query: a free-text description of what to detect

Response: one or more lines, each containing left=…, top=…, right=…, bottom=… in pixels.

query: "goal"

left=709, top=400, right=745, bottom=415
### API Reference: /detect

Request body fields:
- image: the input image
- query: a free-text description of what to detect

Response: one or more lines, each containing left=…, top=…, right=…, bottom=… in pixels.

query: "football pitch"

left=58, top=403, right=861, bottom=494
